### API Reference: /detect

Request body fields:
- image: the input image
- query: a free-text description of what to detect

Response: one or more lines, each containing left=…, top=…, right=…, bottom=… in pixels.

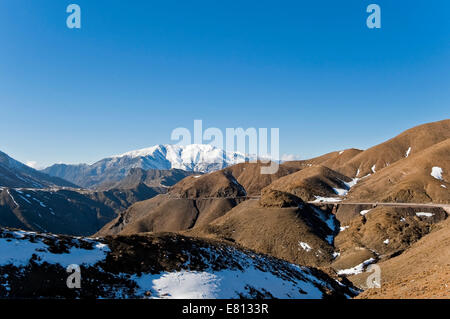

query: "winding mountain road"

left=165, top=194, right=450, bottom=213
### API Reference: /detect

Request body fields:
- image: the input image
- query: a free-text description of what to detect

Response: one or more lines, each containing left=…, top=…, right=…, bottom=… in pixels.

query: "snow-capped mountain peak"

left=43, top=144, right=252, bottom=188
left=109, top=144, right=249, bottom=172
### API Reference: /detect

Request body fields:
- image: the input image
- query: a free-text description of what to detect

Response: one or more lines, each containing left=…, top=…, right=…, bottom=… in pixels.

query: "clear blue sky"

left=0, top=0, right=449, bottom=168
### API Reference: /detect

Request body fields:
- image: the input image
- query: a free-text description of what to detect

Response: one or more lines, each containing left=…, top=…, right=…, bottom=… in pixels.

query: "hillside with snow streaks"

left=0, top=150, right=77, bottom=188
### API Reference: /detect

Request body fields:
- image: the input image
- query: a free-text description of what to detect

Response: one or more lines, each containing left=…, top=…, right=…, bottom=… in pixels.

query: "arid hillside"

left=345, top=138, right=449, bottom=203
left=334, top=119, right=450, bottom=178
left=263, top=165, right=353, bottom=202
left=187, top=193, right=339, bottom=267
left=355, top=217, right=450, bottom=299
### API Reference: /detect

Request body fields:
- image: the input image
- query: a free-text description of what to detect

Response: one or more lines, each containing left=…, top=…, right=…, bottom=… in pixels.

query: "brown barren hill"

left=97, top=162, right=306, bottom=236
left=335, top=119, right=450, bottom=178
left=187, top=190, right=339, bottom=267
left=282, top=148, right=362, bottom=171
left=223, top=161, right=301, bottom=196
left=345, top=138, right=450, bottom=203
left=263, top=165, right=353, bottom=202
left=97, top=170, right=247, bottom=236
left=96, top=168, right=195, bottom=190
left=169, top=170, right=246, bottom=198
left=355, top=217, right=450, bottom=299
left=332, top=206, right=447, bottom=275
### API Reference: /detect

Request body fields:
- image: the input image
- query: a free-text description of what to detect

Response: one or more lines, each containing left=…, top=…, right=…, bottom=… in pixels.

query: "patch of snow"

left=32, top=197, right=46, bottom=208
left=441, top=184, right=447, bottom=189
left=0, top=230, right=110, bottom=267
left=415, top=212, right=434, bottom=217
left=383, top=239, right=389, bottom=245
left=6, top=190, right=19, bottom=207
left=310, top=206, right=338, bottom=244
left=371, top=165, right=376, bottom=173
left=360, top=209, right=371, bottom=216
left=332, top=252, right=340, bottom=259
left=299, top=242, right=312, bottom=252
left=132, top=264, right=326, bottom=299
left=431, top=167, right=443, bottom=180
left=400, top=217, right=406, bottom=222
left=337, top=258, right=376, bottom=276
left=339, top=226, right=349, bottom=232
left=405, top=147, right=411, bottom=158
left=313, top=196, right=342, bottom=203
left=339, top=151, right=344, bottom=155
left=18, top=195, right=31, bottom=204
left=343, top=177, right=359, bottom=189
left=332, top=188, right=348, bottom=196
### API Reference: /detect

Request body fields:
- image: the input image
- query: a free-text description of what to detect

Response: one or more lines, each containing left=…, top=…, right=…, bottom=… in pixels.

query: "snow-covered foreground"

left=0, top=228, right=355, bottom=299
left=431, top=167, right=443, bottom=180
left=0, top=230, right=109, bottom=267
left=133, top=264, right=326, bottom=299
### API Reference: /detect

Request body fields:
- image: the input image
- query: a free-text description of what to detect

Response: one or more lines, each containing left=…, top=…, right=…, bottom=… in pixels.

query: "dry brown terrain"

left=94, top=119, right=450, bottom=299
left=263, top=165, right=352, bottom=201
left=187, top=199, right=337, bottom=267
left=355, top=218, right=450, bottom=298
left=332, top=206, right=447, bottom=272
left=97, top=169, right=251, bottom=236
left=334, top=119, right=450, bottom=178
left=223, top=161, right=301, bottom=196
left=283, top=148, right=362, bottom=171
left=345, top=138, right=450, bottom=203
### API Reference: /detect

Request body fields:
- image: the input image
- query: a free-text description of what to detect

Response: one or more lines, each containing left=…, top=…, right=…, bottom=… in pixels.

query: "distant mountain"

left=0, top=164, right=195, bottom=235
left=0, top=150, right=77, bottom=188
left=42, top=144, right=251, bottom=188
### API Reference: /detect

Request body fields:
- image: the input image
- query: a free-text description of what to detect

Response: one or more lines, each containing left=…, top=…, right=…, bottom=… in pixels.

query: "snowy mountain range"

left=42, top=144, right=253, bottom=188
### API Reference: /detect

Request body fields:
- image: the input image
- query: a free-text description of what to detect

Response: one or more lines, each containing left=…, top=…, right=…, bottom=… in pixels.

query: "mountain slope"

left=0, top=228, right=356, bottom=299
left=42, top=144, right=252, bottom=188
left=345, top=138, right=450, bottom=203
left=187, top=194, right=340, bottom=267
left=0, top=183, right=166, bottom=236
left=0, top=150, right=77, bottom=188
left=332, top=205, right=448, bottom=279
left=97, top=170, right=248, bottom=236
left=334, top=119, right=450, bottom=178
left=95, top=168, right=196, bottom=190
left=223, top=161, right=301, bottom=196
left=355, top=217, right=450, bottom=299
left=263, top=165, right=354, bottom=202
